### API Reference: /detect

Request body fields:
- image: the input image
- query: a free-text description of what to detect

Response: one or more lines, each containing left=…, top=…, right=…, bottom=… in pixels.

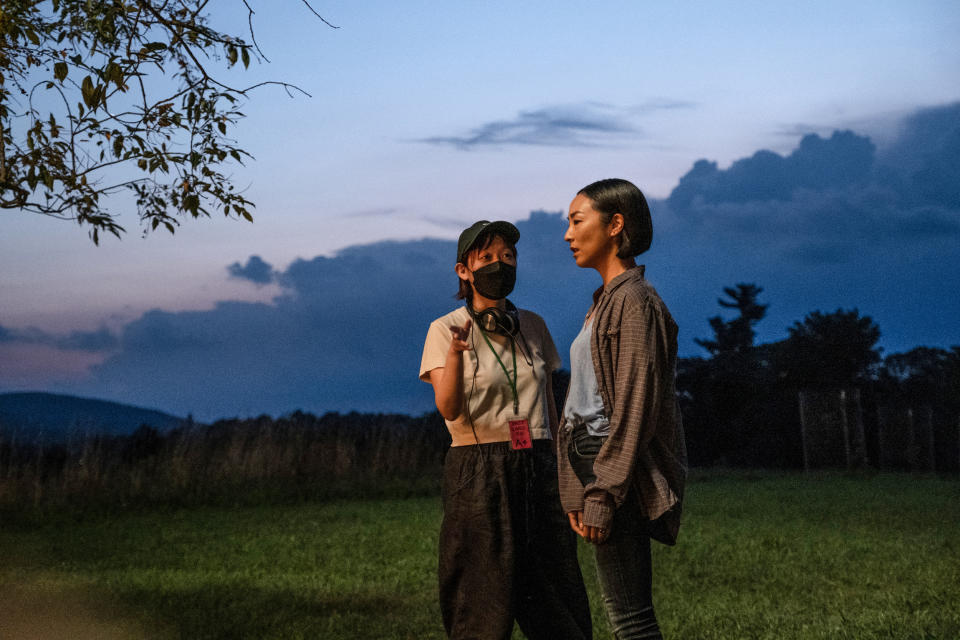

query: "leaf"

left=106, top=62, right=124, bottom=89
left=113, top=135, right=123, bottom=158
left=81, top=76, right=95, bottom=108
left=241, top=47, right=250, bottom=69
left=54, top=62, right=68, bottom=82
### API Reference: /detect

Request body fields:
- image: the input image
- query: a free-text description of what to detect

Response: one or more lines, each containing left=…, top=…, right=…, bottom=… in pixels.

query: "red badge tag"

left=509, top=418, right=532, bottom=450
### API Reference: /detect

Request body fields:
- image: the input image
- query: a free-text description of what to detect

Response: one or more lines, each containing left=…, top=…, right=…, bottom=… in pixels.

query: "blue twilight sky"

left=1, top=1, right=959, bottom=420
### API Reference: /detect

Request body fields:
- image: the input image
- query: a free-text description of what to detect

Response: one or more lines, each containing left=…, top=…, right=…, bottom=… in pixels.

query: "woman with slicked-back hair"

left=559, top=178, right=687, bottom=639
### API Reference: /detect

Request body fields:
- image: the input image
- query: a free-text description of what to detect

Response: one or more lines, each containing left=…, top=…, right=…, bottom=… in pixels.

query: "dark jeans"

left=594, top=500, right=663, bottom=639
left=439, top=440, right=592, bottom=640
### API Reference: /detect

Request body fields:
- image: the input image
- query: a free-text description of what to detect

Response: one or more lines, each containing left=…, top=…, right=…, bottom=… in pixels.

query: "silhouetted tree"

left=679, top=283, right=801, bottom=467
left=695, top=283, right=769, bottom=355
left=777, top=308, right=881, bottom=388
left=881, top=347, right=952, bottom=401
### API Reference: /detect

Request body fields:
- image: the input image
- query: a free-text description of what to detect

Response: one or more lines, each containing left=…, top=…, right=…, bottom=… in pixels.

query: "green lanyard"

left=479, top=328, right=519, bottom=414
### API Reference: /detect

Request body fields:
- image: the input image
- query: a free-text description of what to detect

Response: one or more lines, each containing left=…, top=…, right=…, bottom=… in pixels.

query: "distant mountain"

left=0, top=392, right=189, bottom=442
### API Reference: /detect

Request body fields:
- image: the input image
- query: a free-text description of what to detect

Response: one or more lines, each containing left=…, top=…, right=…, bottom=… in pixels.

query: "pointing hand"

left=449, top=319, right=472, bottom=352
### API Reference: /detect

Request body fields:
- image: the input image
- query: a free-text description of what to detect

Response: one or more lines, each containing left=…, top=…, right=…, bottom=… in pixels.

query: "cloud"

left=668, top=130, right=877, bottom=209
left=772, top=123, right=836, bottom=139
left=0, top=323, right=118, bottom=352
left=227, top=255, right=275, bottom=285
left=420, top=103, right=640, bottom=149
left=877, top=103, right=960, bottom=209
left=627, top=98, right=698, bottom=114
left=57, top=327, right=119, bottom=352
left=650, top=102, right=960, bottom=363
left=22, top=104, right=958, bottom=421
left=666, top=103, right=960, bottom=253
left=73, top=239, right=465, bottom=419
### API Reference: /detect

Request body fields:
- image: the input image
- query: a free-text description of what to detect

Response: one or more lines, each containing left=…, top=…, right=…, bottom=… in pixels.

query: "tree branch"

left=301, top=0, right=340, bottom=29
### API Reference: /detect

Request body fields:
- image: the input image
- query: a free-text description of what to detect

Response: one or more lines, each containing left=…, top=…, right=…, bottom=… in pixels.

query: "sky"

left=1, top=1, right=959, bottom=420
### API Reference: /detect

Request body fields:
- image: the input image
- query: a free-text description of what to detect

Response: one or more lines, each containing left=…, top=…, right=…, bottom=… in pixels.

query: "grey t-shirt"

left=563, top=316, right=609, bottom=437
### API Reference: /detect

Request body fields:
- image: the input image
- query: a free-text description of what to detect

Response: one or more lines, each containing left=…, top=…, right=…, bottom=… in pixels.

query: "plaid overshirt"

left=558, top=266, right=688, bottom=545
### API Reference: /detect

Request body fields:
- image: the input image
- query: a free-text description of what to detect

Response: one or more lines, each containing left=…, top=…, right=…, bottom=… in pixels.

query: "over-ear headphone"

left=468, top=299, right=520, bottom=336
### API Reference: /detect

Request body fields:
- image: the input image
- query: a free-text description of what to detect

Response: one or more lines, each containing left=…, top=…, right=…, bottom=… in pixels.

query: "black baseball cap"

left=457, top=220, right=520, bottom=263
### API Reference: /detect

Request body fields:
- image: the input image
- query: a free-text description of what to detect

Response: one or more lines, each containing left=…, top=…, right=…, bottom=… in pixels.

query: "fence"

left=798, top=389, right=868, bottom=470
left=798, top=389, right=959, bottom=473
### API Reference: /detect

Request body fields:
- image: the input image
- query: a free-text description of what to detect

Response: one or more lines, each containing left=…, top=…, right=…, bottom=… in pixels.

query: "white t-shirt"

left=420, top=306, right=562, bottom=446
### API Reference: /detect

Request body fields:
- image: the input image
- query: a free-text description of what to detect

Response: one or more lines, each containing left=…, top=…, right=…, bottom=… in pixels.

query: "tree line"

left=677, top=284, right=960, bottom=471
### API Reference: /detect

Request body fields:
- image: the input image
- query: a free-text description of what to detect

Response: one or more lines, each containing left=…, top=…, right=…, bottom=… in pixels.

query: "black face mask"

left=471, top=261, right=516, bottom=299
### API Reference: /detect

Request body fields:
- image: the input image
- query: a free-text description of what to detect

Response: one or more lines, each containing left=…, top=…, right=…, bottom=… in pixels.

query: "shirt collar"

left=604, top=264, right=645, bottom=293
left=592, top=265, right=646, bottom=306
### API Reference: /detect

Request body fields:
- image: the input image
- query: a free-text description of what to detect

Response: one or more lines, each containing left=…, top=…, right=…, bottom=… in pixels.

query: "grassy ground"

left=1, top=471, right=958, bottom=639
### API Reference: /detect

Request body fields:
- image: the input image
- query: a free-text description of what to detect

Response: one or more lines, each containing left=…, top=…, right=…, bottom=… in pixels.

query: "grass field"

left=1, top=471, right=958, bottom=639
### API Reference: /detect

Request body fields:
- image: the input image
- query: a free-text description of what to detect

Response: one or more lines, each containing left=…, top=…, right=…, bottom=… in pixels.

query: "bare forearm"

left=432, top=348, right=465, bottom=420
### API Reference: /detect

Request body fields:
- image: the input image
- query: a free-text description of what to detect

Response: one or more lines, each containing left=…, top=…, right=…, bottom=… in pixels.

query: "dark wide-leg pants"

left=438, top=440, right=592, bottom=640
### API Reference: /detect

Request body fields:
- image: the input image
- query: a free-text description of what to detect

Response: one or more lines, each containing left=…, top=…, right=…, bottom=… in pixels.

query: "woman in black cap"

left=419, top=220, right=591, bottom=640
left=559, top=179, right=687, bottom=639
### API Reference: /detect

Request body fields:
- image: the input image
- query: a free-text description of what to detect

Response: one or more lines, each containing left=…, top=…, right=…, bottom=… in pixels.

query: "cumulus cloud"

left=227, top=255, right=275, bottom=285
left=877, top=103, right=960, bottom=209
left=666, top=103, right=960, bottom=253
left=420, top=103, right=640, bottom=149
left=39, top=104, right=960, bottom=420
left=668, top=130, right=877, bottom=209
